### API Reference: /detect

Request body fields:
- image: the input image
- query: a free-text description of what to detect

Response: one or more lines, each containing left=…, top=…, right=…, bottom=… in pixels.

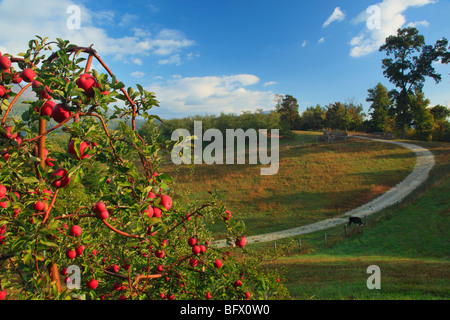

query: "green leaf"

left=39, top=238, right=58, bottom=248
left=136, top=84, right=144, bottom=95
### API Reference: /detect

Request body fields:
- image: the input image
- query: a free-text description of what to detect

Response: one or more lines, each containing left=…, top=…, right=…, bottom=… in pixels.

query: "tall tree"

left=366, top=83, right=393, bottom=132
left=430, top=105, right=450, bottom=121
left=325, top=102, right=364, bottom=131
left=379, top=27, right=449, bottom=137
left=275, top=94, right=300, bottom=130
left=299, top=105, right=326, bottom=130
left=410, top=91, right=434, bottom=141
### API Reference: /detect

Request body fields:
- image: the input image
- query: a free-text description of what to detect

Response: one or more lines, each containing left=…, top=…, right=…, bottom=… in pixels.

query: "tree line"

left=140, top=27, right=449, bottom=143
left=274, top=27, right=450, bottom=142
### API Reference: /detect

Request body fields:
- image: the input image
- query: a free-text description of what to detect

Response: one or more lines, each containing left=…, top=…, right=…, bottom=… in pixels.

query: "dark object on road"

left=348, top=216, right=363, bottom=226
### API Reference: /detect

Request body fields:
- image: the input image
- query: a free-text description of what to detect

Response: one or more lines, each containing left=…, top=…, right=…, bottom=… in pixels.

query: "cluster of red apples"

left=0, top=41, right=255, bottom=301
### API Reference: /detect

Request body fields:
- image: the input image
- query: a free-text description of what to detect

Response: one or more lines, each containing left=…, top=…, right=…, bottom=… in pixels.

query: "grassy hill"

left=256, top=138, right=450, bottom=300
left=163, top=132, right=416, bottom=237
left=161, top=131, right=449, bottom=299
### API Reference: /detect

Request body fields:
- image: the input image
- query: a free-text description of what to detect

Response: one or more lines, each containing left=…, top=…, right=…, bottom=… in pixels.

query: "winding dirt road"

left=214, top=136, right=435, bottom=247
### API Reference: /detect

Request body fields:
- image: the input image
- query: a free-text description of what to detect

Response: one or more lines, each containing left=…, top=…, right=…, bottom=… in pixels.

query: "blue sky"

left=0, top=0, right=449, bottom=119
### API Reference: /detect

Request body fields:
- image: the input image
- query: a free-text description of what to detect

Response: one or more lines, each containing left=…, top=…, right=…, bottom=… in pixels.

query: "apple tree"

left=0, top=37, right=289, bottom=300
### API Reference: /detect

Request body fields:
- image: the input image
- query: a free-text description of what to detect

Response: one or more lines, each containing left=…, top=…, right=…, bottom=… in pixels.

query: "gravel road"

left=214, top=136, right=435, bottom=247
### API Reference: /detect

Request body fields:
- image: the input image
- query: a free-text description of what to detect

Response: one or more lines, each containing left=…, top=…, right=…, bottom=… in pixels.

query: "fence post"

left=274, top=241, right=276, bottom=250
left=298, top=239, right=301, bottom=254
left=345, top=225, right=347, bottom=238
left=324, top=233, right=327, bottom=246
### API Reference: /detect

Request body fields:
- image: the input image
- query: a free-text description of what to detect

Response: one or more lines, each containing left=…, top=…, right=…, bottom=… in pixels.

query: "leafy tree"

left=366, top=83, right=393, bottom=132
left=325, top=102, right=365, bottom=131
left=379, top=27, right=449, bottom=138
left=275, top=94, right=300, bottom=130
left=429, top=105, right=450, bottom=121
left=299, top=105, right=326, bottom=131
left=410, top=91, right=434, bottom=141
left=0, top=37, right=288, bottom=300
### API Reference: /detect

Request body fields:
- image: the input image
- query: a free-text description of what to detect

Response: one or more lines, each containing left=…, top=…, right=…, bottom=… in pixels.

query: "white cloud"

left=147, top=74, right=275, bottom=116
left=349, top=0, right=435, bottom=58
left=131, top=71, right=145, bottom=78
left=132, top=58, right=143, bottom=65
left=323, top=7, right=346, bottom=28
left=406, top=20, right=430, bottom=27
left=159, top=54, right=182, bottom=66
left=0, top=0, right=195, bottom=64
left=118, top=13, right=139, bottom=27
left=263, top=81, right=278, bottom=86
left=301, top=40, right=308, bottom=47
left=318, top=37, right=325, bottom=43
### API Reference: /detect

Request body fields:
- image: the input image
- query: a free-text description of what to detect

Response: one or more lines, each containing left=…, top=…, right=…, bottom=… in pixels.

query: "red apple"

left=0, top=290, right=7, bottom=300
left=66, top=248, right=76, bottom=259
left=235, top=236, right=246, bottom=248
left=75, top=245, right=84, bottom=256
left=189, top=258, right=198, bottom=267
left=160, top=195, right=172, bottom=211
left=69, top=225, right=82, bottom=237
left=97, top=210, right=109, bottom=220
left=187, top=237, right=197, bottom=247
left=40, top=100, right=55, bottom=116
left=0, top=184, right=6, bottom=197
left=51, top=104, right=72, bottom=123
left=92, top=201, right=106, bottom=214
left=153, top=207, right=163, bottom=218
left=67, top=139, right=91, bottom=160
left=223, top=210, right=232, bottom=221
left=0, top=85, right=6, bottom=97
left=155, top=250, right=165, bottom=258
left=12, top=72, right=22, bottom=84
left=51, top=168, right=70, bottom=188
left=110, top=265, right=120, bottom=273
left=146, top=225, right=157, bottom=236
left=86, top=279, right=99, bottom=290
left=32, top=80, right=52, bottom=99
left=33, top=200, right=46, bottom=212
left=206, top=292, right=212, bottom=299
left=191, top=245, right=201, bottom=255
left=45, top=158, right=55, bottom=167
left=144, top=205, right=154, bottom=218
left=233, top=280, right=242, bottom=288
left=20, top=68, right=37, bottom=83
left=76, top=73, right=96, bottom=92
left=214, top=259, right=223, bottom=268
left=0, top=56, right=11, bottom=70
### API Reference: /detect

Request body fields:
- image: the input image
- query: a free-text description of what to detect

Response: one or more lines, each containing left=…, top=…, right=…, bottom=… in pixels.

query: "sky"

left=0, top=0, right=449, bottom=119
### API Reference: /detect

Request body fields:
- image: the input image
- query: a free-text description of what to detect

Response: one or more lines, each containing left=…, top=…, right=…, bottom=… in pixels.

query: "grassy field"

left=255, top=138, right=450, bottom=300
left=164, top=132, right=416, bottom=238
left=163, top=132, right=449, bottom=300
